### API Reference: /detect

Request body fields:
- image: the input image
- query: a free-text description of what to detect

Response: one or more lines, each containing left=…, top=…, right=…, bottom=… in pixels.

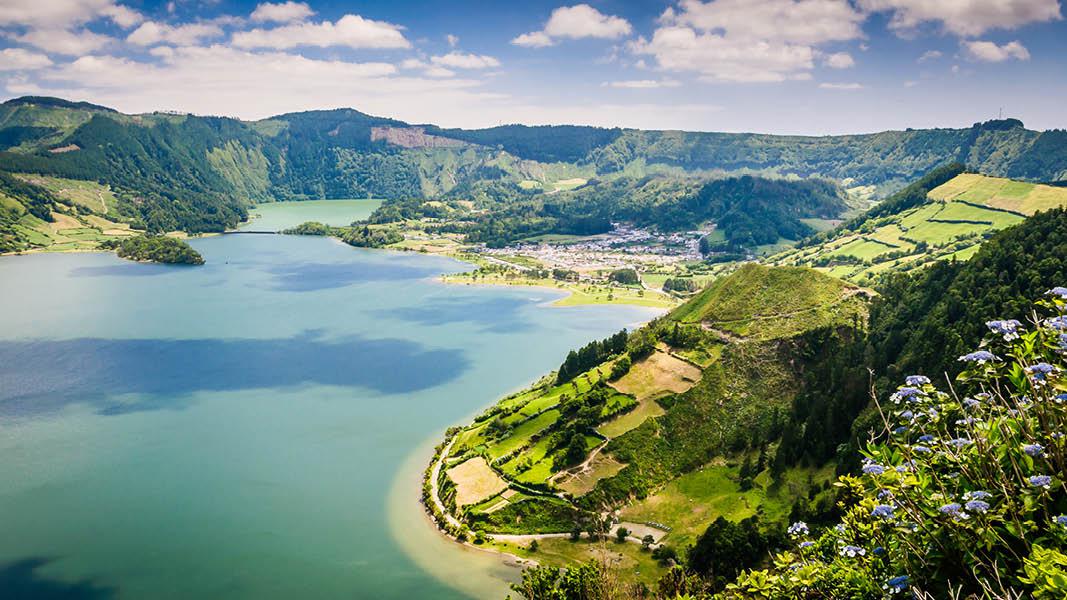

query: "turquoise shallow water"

left=0, top=224, right=659, bottom=599
left=240, top=199, right=383, bottom=232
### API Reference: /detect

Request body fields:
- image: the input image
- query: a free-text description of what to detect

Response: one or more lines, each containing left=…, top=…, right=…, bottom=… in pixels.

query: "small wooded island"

left=101, top=235, right=205, bottom=265
left=283, top=221, right=403, bottom=248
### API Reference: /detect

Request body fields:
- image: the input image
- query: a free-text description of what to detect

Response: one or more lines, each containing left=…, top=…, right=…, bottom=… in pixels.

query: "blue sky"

left=0, top=1, right=1064, bottom=134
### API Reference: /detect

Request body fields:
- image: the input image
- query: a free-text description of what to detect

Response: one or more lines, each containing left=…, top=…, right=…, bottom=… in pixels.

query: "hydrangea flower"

left=940, top=503, right=969, bottom=520
left=904, top=375, right=930, bottom=386
left=1023, top=443, right=1045, bottom=457
left=893, top=426, right=908, bottom=435
left=886, top=575, right=910, bottom=594
left=986, top=319, right=1022, bottom=341
left=965, top=500, right=990, bottom=514
left=799, top=540, right=814, bottom=548
left=963, top=491, right=992, bottom=501
left=873, top=546, right=885, bottom=555
left=862, top=462, right=886, bottom=476
left=891, top=387, right=924, bottom=404
left=898, top=410, right=914, bottom=420
left=871, top=504, right=895, bottom=519
left=1029, top=475, right=1052, bottom=489
left=1048, top=286, right=1067, bottom=300
left=946, top=437, right=973, bottom=449
left=877, top=489, right=894, bottom=499
left=912, top=445, right=932, bottom=454
left=1046, top=316, right=1067, bottom=331
left=955, top=417, right=977, bottom=426
left=840, top=545, right=866, bottom=557
left=962, top=397, right=982, bottom=409
left=959, top=350, right=998, bottom=364
left=787, top=521, right=809, bottom=537
left=1056, top=515, right=1067, bottom=528
left=1026, top=363, right=1057, bottom=384
left=918, top=434, right=935, bottom=443
left=1056, top=393, right=1067, bottom=404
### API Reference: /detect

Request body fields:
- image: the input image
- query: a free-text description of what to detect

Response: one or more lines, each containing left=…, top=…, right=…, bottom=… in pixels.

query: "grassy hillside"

left=431, top=265, right=868, bottom=558
left=770, top=170, right=1067, bottom=283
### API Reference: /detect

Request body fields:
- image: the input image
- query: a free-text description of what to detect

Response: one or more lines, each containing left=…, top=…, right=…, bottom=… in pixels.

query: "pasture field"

left=14, top=174, right=117, bottom=215
left=446, top=457, right=509, bottom=507
left=487, top=537, right=667, bottom=588
left=620, top=462, right=835, bottom=550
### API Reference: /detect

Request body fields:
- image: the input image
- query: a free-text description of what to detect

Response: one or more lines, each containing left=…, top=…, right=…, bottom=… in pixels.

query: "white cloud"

left=819, top=82, right=864, bottom=89
left=513, top=4, right=632, bottom=47
left=14, top=28, right=115, bottom=55
left=512, top=31, right=554, bottom=48
left=663, top=0, right=865, bottom=45
left=824, top=51, right=854, bottom=68
left=446, top=34, right=459, bottom=47
left=904, top=79, right=918, bottom=87
left=430, top=51, right=500, bottom=69
left=231, top=14, right=410, bottom=50
left=0, top=0, right=141, bottom=28
left=250, top=2, right=314, bottom=24
left=0, top=47, right=53, bottom=71
left=635, top=1, right=865, bottom=82
left=858, top=0, right=1062, bottom=37
left=127, top=21, right=224, bottom=47
left=962, top=39, right=1030, bottom=62
left=917, top=49, right=942, bottom=62
left=604, top=79, right=681, bottom=88
left=632, top=26, right=816, bottom=82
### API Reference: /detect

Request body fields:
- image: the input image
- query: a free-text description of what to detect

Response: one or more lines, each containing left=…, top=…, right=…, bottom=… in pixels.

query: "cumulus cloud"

left=0, top=0, right=142, bottom=28
left=512, top=31, right=555, bottom=48
left=513, top=4, right=632, bottom=47
left=663, top=0, right=865, bottom=45
left=430, top=51, right=500, bottom=69
left=632, top=25, right=817, bottom=82
left=634, top=1, right=865, bottom=82
left=824, top=51, right=855, bottom=68
left=250, top=2, right=315, bottom=24
left=14, top=28, right=115, bottom=55
left=603, top=79, right=681, bottom=88
left=446, top=34, right=459, bottom=47
left=127, top=21, right=224, bottom=47
left=0, top=47, right=53, bottom=71
left=961, top=39, right=1030, bottom=62
left=819, top=82, right=864, bottom=89
left=231, top=14, right=411, bottom=50
left=858, top=0, right=1062, bottom=37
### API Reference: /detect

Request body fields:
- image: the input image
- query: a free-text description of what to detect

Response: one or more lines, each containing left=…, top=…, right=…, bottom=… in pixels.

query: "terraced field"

left=769, top=173, right=1064, bottom=283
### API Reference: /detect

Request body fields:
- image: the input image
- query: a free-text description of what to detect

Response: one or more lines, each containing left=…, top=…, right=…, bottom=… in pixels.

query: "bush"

left=718, top=288, right=1067, bottom=599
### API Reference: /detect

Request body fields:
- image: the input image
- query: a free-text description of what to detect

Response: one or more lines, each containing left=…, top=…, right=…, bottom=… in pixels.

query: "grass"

left=487, top=537, right=667, bottom=588
left=486, top=409, right=560, bottom=459
left=610, top=350, right=702, bottom=400
left=771, top=173, right=1067, bottom=284
left=557, top=454, right=628, bottom=497
left=620, top=462, right=835, bottom=549
left=13, top=174, right=117, bottom=215
left=446, top=457, right=509, bottom=507
left=442, top=273, right=677, bottom=309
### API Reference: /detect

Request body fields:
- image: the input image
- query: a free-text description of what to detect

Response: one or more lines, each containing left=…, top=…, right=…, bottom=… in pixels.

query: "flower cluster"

left=719, top=289, right=1067, bottom=599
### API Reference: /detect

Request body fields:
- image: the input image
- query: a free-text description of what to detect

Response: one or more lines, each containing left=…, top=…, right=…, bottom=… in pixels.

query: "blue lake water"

left=0, top=230, right=659, bottom=599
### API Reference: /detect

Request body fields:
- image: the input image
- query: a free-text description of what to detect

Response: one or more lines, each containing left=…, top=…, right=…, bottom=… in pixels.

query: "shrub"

left=719, top=287, right=1067, bottom=599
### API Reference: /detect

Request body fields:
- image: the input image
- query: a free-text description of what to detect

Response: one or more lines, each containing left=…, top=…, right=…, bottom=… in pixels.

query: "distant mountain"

left=1, top=96, right=1066, bottom=239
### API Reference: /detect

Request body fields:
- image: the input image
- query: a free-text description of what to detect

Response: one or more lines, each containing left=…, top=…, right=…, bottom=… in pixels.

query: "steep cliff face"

left=370, top=126, right=468, bottom=149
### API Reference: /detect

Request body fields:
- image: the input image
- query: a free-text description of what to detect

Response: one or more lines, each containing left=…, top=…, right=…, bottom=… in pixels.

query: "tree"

left=615, top=527, right=629, bottom=543
left=641, top=534, right=654, bottom=550
left=565, top=432, right=588, bottom=466
left=528, top=539, right=539, bottom=553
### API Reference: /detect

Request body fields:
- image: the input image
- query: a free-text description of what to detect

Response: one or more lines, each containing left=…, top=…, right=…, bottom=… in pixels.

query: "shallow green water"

left=0, top=213, right=658, bottom=599
left=241, top=199, right=383, bottom=232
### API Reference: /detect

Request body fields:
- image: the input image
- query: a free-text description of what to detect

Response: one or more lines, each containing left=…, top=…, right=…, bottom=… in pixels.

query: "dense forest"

left=102, top=235, right=205, bottom=265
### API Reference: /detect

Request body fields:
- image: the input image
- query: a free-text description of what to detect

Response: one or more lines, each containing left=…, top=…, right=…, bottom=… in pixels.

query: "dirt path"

left=428, top=437, right=463, bottom=530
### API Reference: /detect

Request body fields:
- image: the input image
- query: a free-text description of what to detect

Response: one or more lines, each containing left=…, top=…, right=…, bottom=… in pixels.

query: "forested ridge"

left=2, top=96, right=1066, bottom=247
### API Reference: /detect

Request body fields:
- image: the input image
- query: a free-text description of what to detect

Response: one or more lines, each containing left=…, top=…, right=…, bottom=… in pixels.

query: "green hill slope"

left=770, top=167, right=1067, bottom=283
